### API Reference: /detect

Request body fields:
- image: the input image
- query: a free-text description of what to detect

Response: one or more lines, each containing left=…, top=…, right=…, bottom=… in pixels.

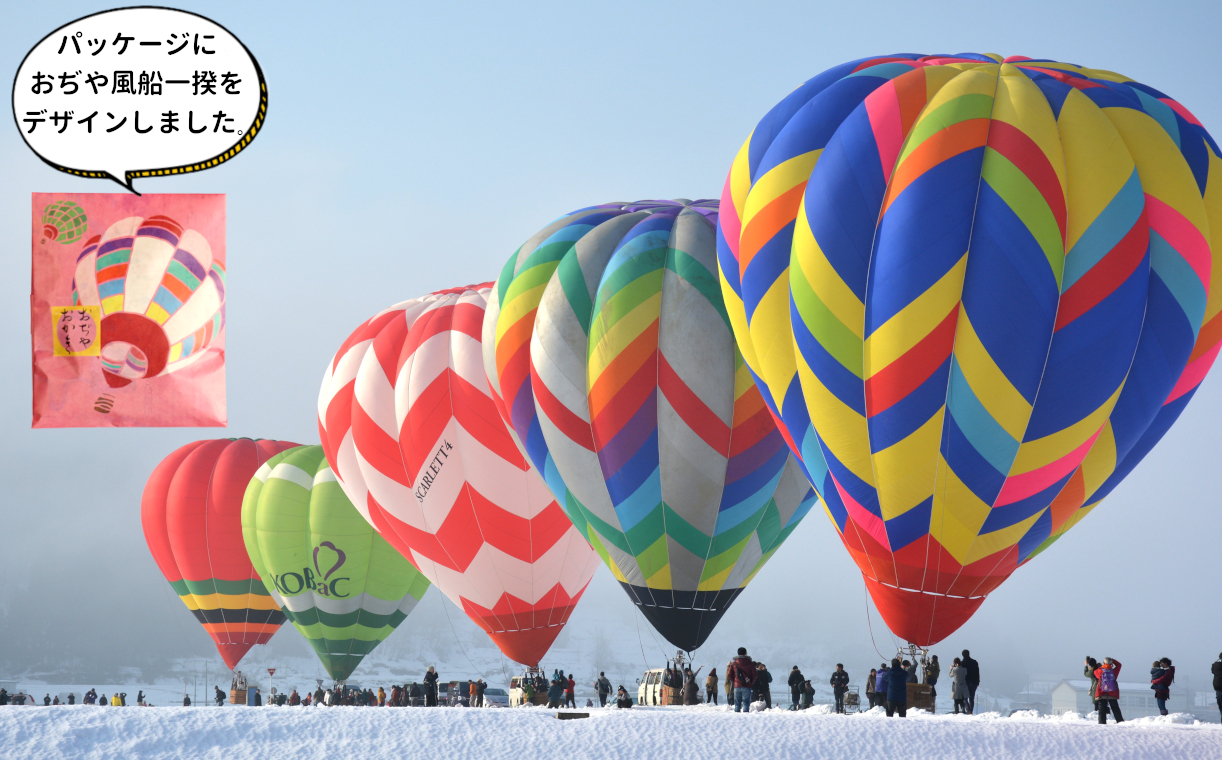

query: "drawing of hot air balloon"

left=484, top=200, right=817, bottom=652
left=719, top=54, right=1222, bottom=645
left=242, top=445, right=431, bottom=681
left=72, top=215, right=225, bottom=389
left=142, top=438, right=298, bottom=669
left=318, top=284, right=600, bottom=666
left=40, top=200, right=87, bottom=244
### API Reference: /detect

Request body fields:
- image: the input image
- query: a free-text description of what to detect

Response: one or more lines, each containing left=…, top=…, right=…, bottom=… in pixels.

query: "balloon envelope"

left=72, top=215, right=225, bottom=388
left=242, top=445, right=430, bottom=681
left=141, top=438, right=298, bottom=668
left=484, top=200, right=816, bottom=651
left=318, top=284, right=599, bottom=666
left=41, top=200, right=87, bottom=244
left=719, top=54, right=1222, bottom=644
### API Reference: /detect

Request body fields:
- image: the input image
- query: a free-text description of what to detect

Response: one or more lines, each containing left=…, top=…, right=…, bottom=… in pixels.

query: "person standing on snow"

left=876, top=663, right=889, bottom=708
left=883, top=659, right=908, bottom=717
left=566, top=673, right=577, bottom=708
left=704, top=668, right=719, bottom=705
left=183, top=693, right=191, bottom=707
left=754, top=663, right=773, bottom=709
left=682, top=667, right=702, bottom=706
left=923, top=655, right=940, bottom=708
left=788, top=666, right=805, bottom=709
left=1212, top=654, right=1222, bottom=721
left=43, top=694, right=51, bottom=706
left=313, top=685, right=325, bottom=706
left=865, top=669, right=878, bottom=709
left=110, top=693, right=121, bottom=707
left=423, top=666, right=439, bottom=707
left=961, top=650, right=980, bottom=714
left=950, top=657, right=968, bottom=714
left=830, top=665, right=850, bottom=714
left=214, top=686, right=224, bottom=707
left=1084, top=657, right=1101, bottom=713
left=1094, top=657, right=1124, bottom=724
left=801, top=680, right=815, bottom=710
left=728, top=647, right=757, bottom=713
left=1151, top=658, right=1174, bottom=716
left=67, top=693, right=75, bottom=705
left=546, top=672, right=564, bottom=708
left=595, top=672, right=612, bottom=707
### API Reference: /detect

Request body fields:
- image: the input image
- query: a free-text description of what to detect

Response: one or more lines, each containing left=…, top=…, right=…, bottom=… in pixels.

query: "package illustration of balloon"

left=31, top=192, right=227, bottom=427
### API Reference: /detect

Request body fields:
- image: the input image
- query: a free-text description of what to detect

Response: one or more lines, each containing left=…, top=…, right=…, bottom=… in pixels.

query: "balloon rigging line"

left=632, top=604, right=649, bottom=667
left=638, top=604, right=668, bottom=661
left=433, top=583, right=482, bottom=677
left=862, top=576, right=888, bottom=661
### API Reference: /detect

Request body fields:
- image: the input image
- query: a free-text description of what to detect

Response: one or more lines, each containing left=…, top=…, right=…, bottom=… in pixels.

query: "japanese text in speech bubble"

left=12, top=7, right=266, bottom=194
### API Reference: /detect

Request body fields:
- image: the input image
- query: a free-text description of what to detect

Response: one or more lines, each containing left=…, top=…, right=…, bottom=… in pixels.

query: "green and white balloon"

left=242, top=445, right=430, bottom=680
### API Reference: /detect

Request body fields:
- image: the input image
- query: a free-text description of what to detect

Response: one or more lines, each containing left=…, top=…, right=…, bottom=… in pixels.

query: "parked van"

left=509, top=667, right=551, bottom=707
left=637, top=653, right=688, bottom=706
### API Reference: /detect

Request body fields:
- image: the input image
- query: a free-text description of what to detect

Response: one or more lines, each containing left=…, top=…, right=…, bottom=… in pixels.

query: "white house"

left=1051, top=678, right=1189, bottom=719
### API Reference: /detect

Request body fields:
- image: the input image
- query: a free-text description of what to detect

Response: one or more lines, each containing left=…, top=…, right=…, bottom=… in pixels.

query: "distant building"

left=1051, top=679, right=1189, bottom=718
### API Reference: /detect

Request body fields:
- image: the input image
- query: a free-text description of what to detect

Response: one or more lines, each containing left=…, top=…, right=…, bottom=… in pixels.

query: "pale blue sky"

left=3, top=0, right=1221, bottom=694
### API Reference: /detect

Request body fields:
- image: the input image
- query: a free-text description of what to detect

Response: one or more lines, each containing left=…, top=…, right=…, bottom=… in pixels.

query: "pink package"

left=31, top=193, right=227, bottom=427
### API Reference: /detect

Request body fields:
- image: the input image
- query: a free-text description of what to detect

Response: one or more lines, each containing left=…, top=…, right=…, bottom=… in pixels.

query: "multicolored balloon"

left=41, top=200, right=88, bottom=244
left=318, top=284, right=599, bottom=667
left=72, top=215, right=225, bottom=388
left=142, top=438, right=298, bottom=668
left=484, top=200, right=816, bottom=651
left=241, top=445, right=430, bottom=681
left=719, top=54, right=1222, bottom=644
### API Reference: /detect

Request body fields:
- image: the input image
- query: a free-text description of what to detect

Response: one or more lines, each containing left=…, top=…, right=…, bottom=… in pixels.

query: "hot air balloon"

left=242, top=445, right=430, bottom=681
left=142, top=438, right=298, bottom=668
left=483, top=200, right=816, bottom=652
left=719, top=54, right=1222, bottom=645
left=318, top=284, right=599, bottom=666
left=41, top=200, right=88, bottom=244
left=72, top=215, right=225, bottom=388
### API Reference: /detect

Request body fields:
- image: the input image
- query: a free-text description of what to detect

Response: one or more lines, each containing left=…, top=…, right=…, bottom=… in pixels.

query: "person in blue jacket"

left=883, top=659, right=909, bottom=717
left=547, top=672, right=565, bottom=708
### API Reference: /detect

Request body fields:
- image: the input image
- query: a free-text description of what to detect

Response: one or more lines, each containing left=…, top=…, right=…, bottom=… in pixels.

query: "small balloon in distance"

left=12, top=8, right=266, bottom=194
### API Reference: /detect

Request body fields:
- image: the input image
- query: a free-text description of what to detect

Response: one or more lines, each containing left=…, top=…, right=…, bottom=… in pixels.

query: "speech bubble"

left=12, top=7, right=266, bottom=194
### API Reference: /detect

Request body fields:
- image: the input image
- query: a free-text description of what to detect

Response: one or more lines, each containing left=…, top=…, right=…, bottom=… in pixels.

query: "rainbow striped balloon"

left=484, top=200, right=815, bottom=651
left=72, top=215, right=225, bottom=388
left=719, top=54, right=1222, bottom=644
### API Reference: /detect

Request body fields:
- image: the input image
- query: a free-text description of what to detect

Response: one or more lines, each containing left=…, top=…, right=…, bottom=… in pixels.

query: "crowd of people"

left=4, top=650, right=1219, bottom=720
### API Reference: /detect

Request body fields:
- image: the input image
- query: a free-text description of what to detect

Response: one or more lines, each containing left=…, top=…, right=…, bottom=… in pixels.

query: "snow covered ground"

left=2, top=702, right=1218, bottom=760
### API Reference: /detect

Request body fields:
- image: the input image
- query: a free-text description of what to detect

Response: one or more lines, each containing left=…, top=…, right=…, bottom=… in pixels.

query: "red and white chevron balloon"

left=318, top=283, right=598, bottom=666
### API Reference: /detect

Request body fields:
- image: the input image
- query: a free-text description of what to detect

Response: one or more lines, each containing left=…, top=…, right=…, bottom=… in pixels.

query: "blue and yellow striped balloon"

left=719, top=54, right=1222, bottom=644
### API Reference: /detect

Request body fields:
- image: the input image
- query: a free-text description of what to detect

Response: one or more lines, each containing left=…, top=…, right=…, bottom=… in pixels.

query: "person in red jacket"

left=1093, top=658, right=1124, bottom=724
left=565, top=675, right=576, bottom=708
left=728, top=647, right=757, bottom=713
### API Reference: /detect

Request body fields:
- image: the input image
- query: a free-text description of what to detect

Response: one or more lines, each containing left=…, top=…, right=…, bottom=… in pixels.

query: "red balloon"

left=141, top=438, right=298, bottom=668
